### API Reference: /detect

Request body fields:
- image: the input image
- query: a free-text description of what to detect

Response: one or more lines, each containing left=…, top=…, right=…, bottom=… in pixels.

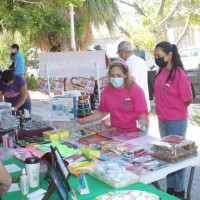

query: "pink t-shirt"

left=98, top=83, right=148, bottom=132
left=155, top=67, right=192, bottom=121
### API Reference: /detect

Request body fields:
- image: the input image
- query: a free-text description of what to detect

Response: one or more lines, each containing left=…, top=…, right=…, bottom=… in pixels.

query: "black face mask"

left=155, top=57, right=168, bottom=68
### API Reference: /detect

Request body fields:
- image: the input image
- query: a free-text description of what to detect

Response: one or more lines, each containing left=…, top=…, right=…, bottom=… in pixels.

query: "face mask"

left=110, top=78, right=124, bottom=88
left=155, top=57, right=168, bottom=68
left=12, top=49, right=16, bottom=53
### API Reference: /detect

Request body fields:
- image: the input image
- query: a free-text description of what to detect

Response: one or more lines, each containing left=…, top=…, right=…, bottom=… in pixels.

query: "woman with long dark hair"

left=154, top=41, right=193, bottom=199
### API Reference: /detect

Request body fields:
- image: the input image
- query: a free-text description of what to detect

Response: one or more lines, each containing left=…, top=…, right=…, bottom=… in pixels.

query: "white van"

left=179, top=47, right=200, bottom=70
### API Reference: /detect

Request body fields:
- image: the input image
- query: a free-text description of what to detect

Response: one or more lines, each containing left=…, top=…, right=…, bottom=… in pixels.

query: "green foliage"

left=126, top=26, right=155, bottom=53
left=122, top=0, right=200, bottom=46
left=25, top=75, right=38, bottom=90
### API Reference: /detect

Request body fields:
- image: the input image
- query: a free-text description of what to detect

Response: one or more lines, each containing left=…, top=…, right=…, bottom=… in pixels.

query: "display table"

left=140, top=152, right=200, bottom=200
left=2, top=156, right=179, bottom=200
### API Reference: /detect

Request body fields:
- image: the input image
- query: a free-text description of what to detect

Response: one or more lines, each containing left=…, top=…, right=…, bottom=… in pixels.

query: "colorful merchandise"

left=77, top=95, right=92, bottom=119
left=89, top=161, right=139, bottom=188
left=78, top=135, right=111, bottom=146
left=52, top=97, right=76, bottom=119
left=150, top=136, right=198, bottom=162
left=35, top=143, right=81, bottom=158
left=94, top=190, right=162, bottom=200
left=43, top=129, right=69, bottom=139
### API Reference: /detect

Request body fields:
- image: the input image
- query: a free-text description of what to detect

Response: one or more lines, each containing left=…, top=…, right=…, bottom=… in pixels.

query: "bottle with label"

left=20, top=168, right=29, bottom=195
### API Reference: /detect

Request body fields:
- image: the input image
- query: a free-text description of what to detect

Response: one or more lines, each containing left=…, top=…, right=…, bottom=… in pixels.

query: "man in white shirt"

left=117, top=41, right=150, bottom=111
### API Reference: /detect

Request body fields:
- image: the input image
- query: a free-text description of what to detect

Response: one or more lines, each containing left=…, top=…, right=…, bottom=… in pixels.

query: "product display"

left=150, top=136, right=198, bottom=162
left=94, top=190, right=162, bottom=200
left=89, top=161, right=139, bottom=188
left=52, top=97, right=76, bottom=119
left=77, top=95, right=92, bottom=119
left=43, top=129, right=69, bottom=139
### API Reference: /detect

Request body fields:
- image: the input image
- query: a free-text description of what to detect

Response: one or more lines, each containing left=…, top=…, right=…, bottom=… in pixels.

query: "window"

left=191, top=48, right=199, bottom=56
left=179, top=49, right=190, bottom=57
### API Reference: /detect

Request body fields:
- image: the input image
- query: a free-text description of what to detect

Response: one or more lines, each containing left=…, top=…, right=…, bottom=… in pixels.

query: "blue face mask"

left=110, top=78, right=124, bottom=88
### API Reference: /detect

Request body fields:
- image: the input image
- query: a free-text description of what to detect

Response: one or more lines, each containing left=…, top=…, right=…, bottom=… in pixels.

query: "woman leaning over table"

left=73, top=60, right=149, bottom=134
left=154, top=41, right=193, bottom=199
left=0, top=70, right=31, bottom=114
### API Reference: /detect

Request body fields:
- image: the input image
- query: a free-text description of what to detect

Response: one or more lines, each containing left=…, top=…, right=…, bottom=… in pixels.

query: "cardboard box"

left=43, top=129, right=69, bottom=139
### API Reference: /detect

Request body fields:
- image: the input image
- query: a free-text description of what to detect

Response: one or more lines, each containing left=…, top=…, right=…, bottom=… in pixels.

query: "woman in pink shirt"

left=154, top=41, right=193, bottom=199
left=73, top=60, right=149, bottom=133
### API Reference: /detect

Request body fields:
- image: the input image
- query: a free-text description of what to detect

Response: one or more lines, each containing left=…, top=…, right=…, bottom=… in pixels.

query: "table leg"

left=187, top=166, right=195, bottom=200
left=152, top=181, right=162, bottom=190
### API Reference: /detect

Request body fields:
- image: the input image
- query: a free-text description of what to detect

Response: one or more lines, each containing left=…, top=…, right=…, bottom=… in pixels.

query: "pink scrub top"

left=98, top=83, right=148, bottom=132
left=154, top=67, right=192, bottom=121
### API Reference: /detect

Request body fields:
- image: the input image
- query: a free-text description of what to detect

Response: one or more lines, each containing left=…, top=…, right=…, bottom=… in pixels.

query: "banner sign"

left=38, top=51, right=106, bottom=79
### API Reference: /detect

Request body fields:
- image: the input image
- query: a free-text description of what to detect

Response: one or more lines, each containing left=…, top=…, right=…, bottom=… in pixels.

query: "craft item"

left=20, top=168, right=29, bottom=195
left=143, top=160, right=169, bottom=171
left=52, top=97, right=76, bottom=119
left=125, top=164, right=152, bottom=176
left=94, top=190, right=162, bottom=200
left=150, top=136, right=198, bottom=162
left=78, top=100, right=88, bottom=104
left=126, top=135, right=157, bottom=147
left=77, top=109, right=91, bottom=114
left=77, top=113, right=91, bottom=118
left=81, top=147, right=100, bottom=159
left=88, top=161, right=139, bottom=188
left=85, top=124, right=116, bottom=134
left=27, top=189, right=47, bottom=199
left=78, top=96, right=88, bottom=100
left=5, top=164, right=21, bottom=173
left=7, top=183, right=20, bottom=193
left=78, top=135, right=110, bottom=145
left=25, top=157, right=40, bottom=188
left=78, top=171, right=89, bottom=195
left=78, top=104, right=89, bottom=109
left=43, top=129, right=69, bottom=139
left=70, top=129, right=97, bottom=138
left=0, top=147, right=14, bottom=161
left=113, top=132, right=141, bottom=142
left=2, top=135, right=8, bottom=148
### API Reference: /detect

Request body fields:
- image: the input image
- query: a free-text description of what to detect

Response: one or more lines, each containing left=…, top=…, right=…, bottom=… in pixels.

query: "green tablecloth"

left=2, top=156, right=179, bottom=200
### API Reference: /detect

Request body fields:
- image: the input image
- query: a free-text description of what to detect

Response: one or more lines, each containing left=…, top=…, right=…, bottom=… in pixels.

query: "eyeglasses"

left=116, top=50, right=122, bottom=55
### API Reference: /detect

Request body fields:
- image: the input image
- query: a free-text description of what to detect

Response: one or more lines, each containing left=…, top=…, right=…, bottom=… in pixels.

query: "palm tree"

left=34, top=0, right=120, bottom=51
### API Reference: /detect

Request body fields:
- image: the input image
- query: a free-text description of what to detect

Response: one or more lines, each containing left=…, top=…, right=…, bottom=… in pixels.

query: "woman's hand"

left=138, top=119, right=148, bottom=130
left=138, top=114, right=148, bottom=130
left=0, top=184, right=10, bottom=196
left=71, top=118, right=87, bottom=124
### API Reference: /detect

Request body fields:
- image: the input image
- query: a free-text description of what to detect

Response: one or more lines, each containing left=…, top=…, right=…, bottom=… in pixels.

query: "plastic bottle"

left=20, top=168, right=29, bottom=195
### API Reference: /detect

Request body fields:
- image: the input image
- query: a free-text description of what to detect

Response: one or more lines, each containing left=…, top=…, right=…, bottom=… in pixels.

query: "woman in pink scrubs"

left=73, top=60, right=149, bottom=134
left=154, top=41, right=193, bottom=199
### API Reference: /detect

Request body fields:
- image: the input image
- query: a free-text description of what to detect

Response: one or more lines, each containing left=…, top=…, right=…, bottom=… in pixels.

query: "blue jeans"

left=158, top=119, right=188, bottom=192
left=18, top=101, right=31, bottom=115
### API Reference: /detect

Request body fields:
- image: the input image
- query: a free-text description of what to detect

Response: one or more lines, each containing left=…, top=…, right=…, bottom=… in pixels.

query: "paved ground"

left=30, top=92, right=200, bottom=200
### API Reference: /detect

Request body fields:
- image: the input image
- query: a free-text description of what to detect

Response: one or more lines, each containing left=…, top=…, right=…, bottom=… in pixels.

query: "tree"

left=119, top=0, right=200, bottom=47
left=0, top=0, right=120, bottom=51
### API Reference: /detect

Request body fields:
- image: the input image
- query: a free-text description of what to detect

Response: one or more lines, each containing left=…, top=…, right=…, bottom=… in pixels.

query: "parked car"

left=179, top=47, right=200, bottom=96
left=179, top=47, right=200, bottom=70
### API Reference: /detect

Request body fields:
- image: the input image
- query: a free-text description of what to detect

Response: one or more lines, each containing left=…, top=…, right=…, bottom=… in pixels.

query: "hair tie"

left=110, top=60, right=128, bottom=70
